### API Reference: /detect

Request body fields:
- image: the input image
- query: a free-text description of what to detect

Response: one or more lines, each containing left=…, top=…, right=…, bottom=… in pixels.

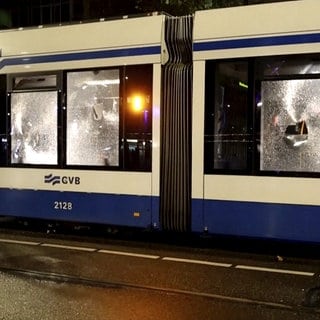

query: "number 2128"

left=54, top=201, right=73, bottom=210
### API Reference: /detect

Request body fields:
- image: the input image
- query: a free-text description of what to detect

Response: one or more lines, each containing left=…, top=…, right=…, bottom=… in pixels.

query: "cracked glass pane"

left=67, top=69, right=120, bottom=166
left=11, top=91, right=58, bottom=165
left=260, top=79, right=320, bottom=172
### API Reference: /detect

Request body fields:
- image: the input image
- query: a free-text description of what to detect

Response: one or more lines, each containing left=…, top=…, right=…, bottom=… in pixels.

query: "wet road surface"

left=1, top=271, right=319, bottom=320
left=0, top=231, right=319, bottom=319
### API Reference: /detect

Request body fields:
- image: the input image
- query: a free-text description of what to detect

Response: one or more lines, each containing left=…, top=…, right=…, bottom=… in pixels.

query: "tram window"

left=11, top=74, right=57, bottom=90
left=260, top=78, right=320, bottom=173
left=256, top=54, right=320, bottom=173
left=11, top=91, right=58, bottom=165
left=205, top=60, right=251, bottom=172
left=66, top=69, right=120, bottom=166
left=256, top=55, right=320, bottom=77
left=122, top=65, right=152, bottom=171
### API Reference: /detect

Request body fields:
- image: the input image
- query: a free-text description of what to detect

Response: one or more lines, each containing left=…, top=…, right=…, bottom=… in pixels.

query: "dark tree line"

left=0, top=0, right=294, bottom=29
left=80, top=0, right=209, bottom=19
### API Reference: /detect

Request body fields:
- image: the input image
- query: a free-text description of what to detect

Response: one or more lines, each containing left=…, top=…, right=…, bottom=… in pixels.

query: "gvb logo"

left=44, top=174, right=60, bottom=185
left=44, top=174, right=80, bottom=185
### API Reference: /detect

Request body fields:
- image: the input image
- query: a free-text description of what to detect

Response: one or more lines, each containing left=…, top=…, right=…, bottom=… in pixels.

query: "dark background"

left=0, top=0, right=296, bottom=29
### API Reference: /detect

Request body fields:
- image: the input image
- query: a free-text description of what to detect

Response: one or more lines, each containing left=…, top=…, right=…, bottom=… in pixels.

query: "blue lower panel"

left=197, top=199, right=320, bottom=243
left=191, top=199, right=204, bottom=233
left=0, top=188, right=157, bottom=228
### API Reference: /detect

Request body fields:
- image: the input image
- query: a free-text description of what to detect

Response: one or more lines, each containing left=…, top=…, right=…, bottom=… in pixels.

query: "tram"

left=0, top=0, right=320, bottom=242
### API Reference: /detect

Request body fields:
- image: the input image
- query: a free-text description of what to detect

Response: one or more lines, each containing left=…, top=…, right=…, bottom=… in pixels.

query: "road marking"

left=98, top=249, right=160, bottom=260
left=235, top=265, right=315, bottom=277
left=40, top=243, right=97, bottom=252
left=0, top=237, right=316, bottom=277
left=162, top=257, right=232, bottom=268
left=0, top=238, right=40, bottom=246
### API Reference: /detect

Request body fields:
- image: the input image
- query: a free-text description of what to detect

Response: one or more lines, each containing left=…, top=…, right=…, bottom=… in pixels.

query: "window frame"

left=7, top=72, right=62, bottom=168
left=204, top=53, right=320, bottom=178
left=3, top=64, right=153, bottom=172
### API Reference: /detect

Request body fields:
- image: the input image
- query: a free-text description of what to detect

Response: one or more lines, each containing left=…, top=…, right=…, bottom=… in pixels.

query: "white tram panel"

left=193, top=0, right=320, bottom=61
left=0, top=14, right=165, bottom=73
left=204, top=175, right=320, bottom=207
left=0, top=15, right=165, bottom=200
left=0, top=168, right=152, bottom=196
left=192, top=0, right=320, bottom=207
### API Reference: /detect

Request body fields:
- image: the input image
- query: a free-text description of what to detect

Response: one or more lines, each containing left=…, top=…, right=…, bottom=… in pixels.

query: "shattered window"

left=11, top=91, right=58, bottom=165
left=205, top=54, right=320, bottom=176
left=260, top=79, right=320, bottom=172
left=66, top=69, right=120, bottom=166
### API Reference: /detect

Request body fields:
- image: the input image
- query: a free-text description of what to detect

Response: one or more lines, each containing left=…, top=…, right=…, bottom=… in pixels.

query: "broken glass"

left=11, top=91, right=58, bottom=165
left=260, top=79, right=320, bottom=172
left=66, top=69, right=120, bottom=166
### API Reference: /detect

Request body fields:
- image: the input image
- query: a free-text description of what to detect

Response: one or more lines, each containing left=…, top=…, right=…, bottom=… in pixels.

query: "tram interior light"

left=239, top=81, right=248, bottom=89
left=127, top=94, right=150, bottom=112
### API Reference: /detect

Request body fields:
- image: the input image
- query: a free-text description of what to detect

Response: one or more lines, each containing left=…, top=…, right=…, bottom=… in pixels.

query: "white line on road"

left=0, top=238, right=40, bottom=246
left=0, top=237, right=316, bottom=277
left=40, top=243, right=97, bottom=252
left=235, top=265, right=315, bottom=277
left=162, top=257, right=232, bottom=268
left=98, top=249, right=160, bottom=259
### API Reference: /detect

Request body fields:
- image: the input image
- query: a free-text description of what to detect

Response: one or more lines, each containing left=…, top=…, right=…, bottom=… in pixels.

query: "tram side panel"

left=192, top=0, right=320, bottom=242
left=0, top=16, right=164, bottom=228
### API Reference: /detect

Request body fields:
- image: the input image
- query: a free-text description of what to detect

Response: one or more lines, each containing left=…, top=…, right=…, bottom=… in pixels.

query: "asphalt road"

left=0, top=230, right=319, bottom=319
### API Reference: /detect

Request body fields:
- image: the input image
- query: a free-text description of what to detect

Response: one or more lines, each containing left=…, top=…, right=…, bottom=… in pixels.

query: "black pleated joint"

left=160, top=16, right=193, bottom=232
